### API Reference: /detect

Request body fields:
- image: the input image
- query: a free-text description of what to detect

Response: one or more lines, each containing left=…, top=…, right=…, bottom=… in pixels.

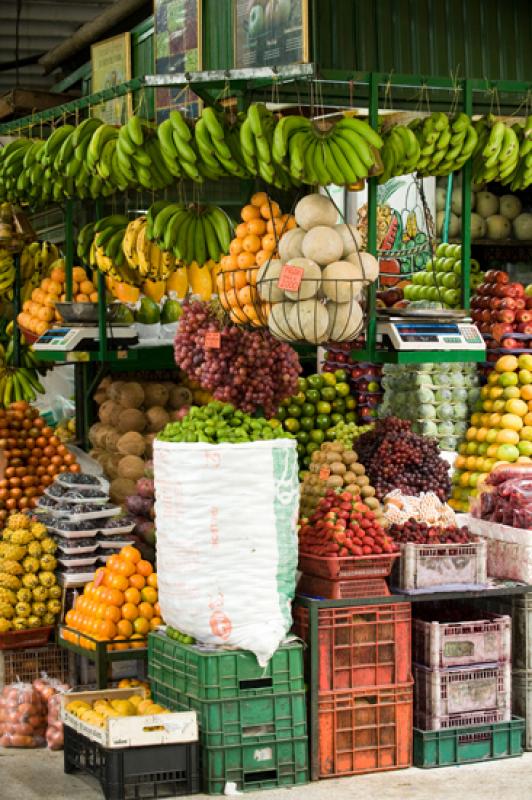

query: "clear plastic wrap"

left=33, top=674, right=71, bottom=751
left=472, top=473, right=532, bottom=530
left=486, top=465, right=532, bottom=486
left=0, top=682, right=47, bottom=747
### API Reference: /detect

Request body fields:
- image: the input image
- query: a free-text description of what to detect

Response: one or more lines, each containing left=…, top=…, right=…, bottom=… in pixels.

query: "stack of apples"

left=470, top=271, right=532, bottom=361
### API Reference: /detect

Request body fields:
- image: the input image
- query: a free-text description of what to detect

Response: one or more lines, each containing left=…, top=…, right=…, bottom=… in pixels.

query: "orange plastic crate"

left=318, top=683, right=413, bottom=777
left=297, top=573, right=390, bottom=600
left=292, top=603, right=412, bottom=691
left=298, top=552, right=398, bottom=580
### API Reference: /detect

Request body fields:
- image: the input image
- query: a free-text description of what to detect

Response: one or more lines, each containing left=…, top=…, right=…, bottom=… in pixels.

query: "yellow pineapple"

left=0, top=587, right=16, bottom=605
left=32, top=602, right=46, bottom=618
left=39, top=555, right=57, bottom=572
left=48, top=585, right=61, bottom=599
left=30, top=522, right=47, bottom=541
left=15, top=601, right=31, bottom=618
left=8, top=513, right=30, bottom=530
left=12, top=617, right=27, bottom=630
left=10, top=530, right=33, bottom=546
left=17, top=588, right=32, bottom=603
left=32, top=585, right=48, bottom=602
left=38, top=571, right=55, bottom=588
left=0, top=574, right=21, bottom=591
left=0, top=618, right=13, bottom=633
left=22, top=556, right=40, bottom=574
left=27, top=615, right=41, bottom=629
left=0, top=543, right=26, bottom=561
left=0, top=602, right=14, bottom=619
left=27, top=541, right=42, bottom=558
left=47, top=598, right=61, bottom=616
left=40, top=537, right=57, bottom=555
left=42, top=612, right=55, bottom=626
left=22, top=574, right=38, bottom=589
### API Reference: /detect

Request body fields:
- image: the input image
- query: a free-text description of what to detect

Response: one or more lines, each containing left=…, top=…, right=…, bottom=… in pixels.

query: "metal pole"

left=94, top=199, right=108, bottom=362
left=461, top=79, right=472, bottom=310
left=442, top=173, right=454, bottom=244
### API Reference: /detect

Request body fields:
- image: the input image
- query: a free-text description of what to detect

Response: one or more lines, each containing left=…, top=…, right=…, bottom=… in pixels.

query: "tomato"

left=35, top=437, right=47, bottom=448
left=42, top=427, right=53, bottom=438
left=43, top=446, right=56, bottom=458
left=33, top=418, right=45, bottom=429
left=5, top=499, right=17, bottom=510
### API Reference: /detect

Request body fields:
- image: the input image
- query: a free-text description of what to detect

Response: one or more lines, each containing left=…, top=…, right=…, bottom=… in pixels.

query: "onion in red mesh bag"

left=33, top=674, right=70, bottom=751
left=0, top=682, right=46, bottom=747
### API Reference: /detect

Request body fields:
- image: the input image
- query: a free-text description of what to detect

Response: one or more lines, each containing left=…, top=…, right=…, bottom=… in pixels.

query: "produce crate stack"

left=148, top=631, right=309, bottom=794
left=411, top=610, right=525, bottom=767
left=293, top=601, right=413, bottom=778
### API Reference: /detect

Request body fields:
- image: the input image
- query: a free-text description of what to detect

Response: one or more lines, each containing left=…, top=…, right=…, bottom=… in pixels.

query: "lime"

left=334, top=369, right=348, bottom=382
left=322, top=372, right=337, bottom=387
left=287, top=404, right=302, bottom=418
left=325, top=428, right=337, bottom=440
left=310, top=429, right=325, bottom=444
left=269, top=419, right=280, bottom=428
left=299, top=416, right=314, bottom=431
left=345, top=396, right=356, bottom=410
left=307, top=375, right=324, bottom=389
left=332, top=398, right=346, bottom=413
left=275, top=407, right=286, bottom=421
left=296, top=430, right=310, bottom=444
left=306, top=442, right=320, bottom=455
left=317, top=401, right=331, bottom=415
left=298, top=377, right=308, bottom=392
left=321, top=386, right=336, bottom=402
left=284, top=417, right=300, bottom=433
left=335, top=382, right=350, bottom=397
left=292, top=391, right=306, bottom=406
left=305, top=389, right=321, bottom=404
left=302, top=403, right=316, bottom=418
left=297, top=443, right=307, bottom=458
left=316, top=414, right=331, bottom=430
left=345, top=412, right=357, bottom=423
left=331, top=413, right=343, bottom=425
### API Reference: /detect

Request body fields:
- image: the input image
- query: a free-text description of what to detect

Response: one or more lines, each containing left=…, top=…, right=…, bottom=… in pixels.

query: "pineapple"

left=22, top=556, right=40, bottom=574
left=39, top=554, right=57, bottom=572
left=32, top=585, right=48, bottom=602
left=42, top=612, right=55, bottom=626
left=38, top=571, right=55, bottom=588
left=0, top=560, right=23, bottom=576
left=22, top=574, right=39, bottom=589
left=15, top=601, right=31, bottom=618
left=27, top=541, right=42, bottom=558
left=0, top=587, right=16, bottom=605
left=2, top=530, right=13, bottom=543
left=10, top=530, right=33, bottom=546
left=0, top=618, right=13, bottom=633
left=0, top=543, right=26, bottom=561
left=12, top=617, right=27, bottom=630
left=40, top=537, right=57, bottom=555
left=47, top=599, right=61, bottom=616
left=27, top=615, right=41, bottom=629
left=9, top=513, right=30, bottom=530
left=0, top=574, right=21, bottom=591
left=0, top=602, right=14, bottom=619
left=32, top=602, right=46, bottom=618
left=48, top=585, right=61, bottom=599
left=17, top=588, right=32, bottom=603
left=30, top=522, right=47, bottom=541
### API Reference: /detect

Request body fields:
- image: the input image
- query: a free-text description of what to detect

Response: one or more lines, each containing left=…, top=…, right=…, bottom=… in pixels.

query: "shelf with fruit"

left=323, top=348, right=383, bottom=424
left=403, top=242, right=485, bottom=309
left=471, top=271, right=532, bottom=363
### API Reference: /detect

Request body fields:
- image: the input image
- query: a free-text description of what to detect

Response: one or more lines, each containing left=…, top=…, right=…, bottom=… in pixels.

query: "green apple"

left=443, top=289, right=459, bottom=306
left=525, top=285, right=532, bottom=298
left=428, top=287, right=441, bottom=301
left=518, top=353, right=532, bottom=371
left=518, top=369, right=532, bottom=385
left=436, top=243, right=448, bottom=257
left=518, top=441, right=532, bottom=457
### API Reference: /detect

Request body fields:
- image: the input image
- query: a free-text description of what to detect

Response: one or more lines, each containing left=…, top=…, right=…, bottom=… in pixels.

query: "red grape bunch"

left=388, top=518, right=474, bottom=544
left=174, top=301, right=301, bottom=416
left=355, top=417, right=452, bottom=502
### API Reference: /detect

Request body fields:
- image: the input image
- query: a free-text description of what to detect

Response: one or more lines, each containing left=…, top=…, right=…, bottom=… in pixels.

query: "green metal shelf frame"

left=58, top=625, right=147, bottom=689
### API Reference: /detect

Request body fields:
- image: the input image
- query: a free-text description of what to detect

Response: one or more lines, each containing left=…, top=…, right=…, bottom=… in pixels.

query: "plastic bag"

left=33, top=674, right=71, bottom=751
left=486, top=464, right=532, bottom=486
left=0, top=682, right=47, bottom=747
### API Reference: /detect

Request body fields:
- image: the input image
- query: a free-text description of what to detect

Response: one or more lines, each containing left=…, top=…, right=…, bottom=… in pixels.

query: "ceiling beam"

left=0, top=1, right=111, bottom=23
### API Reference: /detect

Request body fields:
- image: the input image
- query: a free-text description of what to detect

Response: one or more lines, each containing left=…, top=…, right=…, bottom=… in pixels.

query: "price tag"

left=278, top=264, right=304, bottom=293
left=319, top=465, right=331, bottom=481
left=204, top=332, right=221, bottom=349
left=94, top=569, right=105, bottom=588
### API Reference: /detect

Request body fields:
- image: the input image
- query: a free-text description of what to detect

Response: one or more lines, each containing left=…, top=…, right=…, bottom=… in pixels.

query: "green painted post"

left=12, top=252, right=21, bottom=367
left=365, top=72, right=379, bottom=360
left=461, top=79, right=473, bottom=310
left=442, top=173, right=454, bottom=243
left=94, top=199, right=108, bottom=362
left=65, top=200, right=74, bottom=301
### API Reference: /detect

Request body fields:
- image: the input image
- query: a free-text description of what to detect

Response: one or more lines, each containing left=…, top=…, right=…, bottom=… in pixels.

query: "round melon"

left=335, top=223, right=363, bottom=258
left=257, top=259, right=284, bottom=302
left=294, top=194, right=338, bottom=230
left=476, top=191, right=499, bottom=218
left=302, top=226, right=343, bottom=266
left=470, top=212, right=487, bottom=240
left=288, top=300, right=329, bottom=344
left=328, top=300, right=363, bottom=342
left=268, top=301, right=297, bottom=341
left=278, top=228, right=305, bottom=263
left=281, top=257, right=322, bottom=300
left=486, top=214, right=511, bottom=240
left=500, top=194, right=522, bottom=221
left=353, top=251, right=379, bottom=283
left=322, top=260, right=366, bottom=302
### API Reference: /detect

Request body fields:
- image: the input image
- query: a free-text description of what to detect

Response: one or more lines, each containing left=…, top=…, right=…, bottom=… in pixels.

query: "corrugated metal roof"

left=0, top=0, right=116, bottom=93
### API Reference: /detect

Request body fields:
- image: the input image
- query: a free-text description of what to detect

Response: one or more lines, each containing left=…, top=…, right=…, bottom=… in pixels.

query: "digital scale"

left=376, top=311, right=485, bottom=352
left=32, top=324, right=139, bottom=352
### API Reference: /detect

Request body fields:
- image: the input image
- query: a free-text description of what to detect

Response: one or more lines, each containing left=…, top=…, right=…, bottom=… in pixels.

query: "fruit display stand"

left=58, top=625, right=147, bottom=689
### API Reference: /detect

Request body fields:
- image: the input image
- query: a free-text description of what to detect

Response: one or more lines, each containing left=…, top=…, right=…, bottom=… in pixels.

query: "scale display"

left=377, top=319, right=485, bottom=352
left=33, top=325, right=138, bottom=352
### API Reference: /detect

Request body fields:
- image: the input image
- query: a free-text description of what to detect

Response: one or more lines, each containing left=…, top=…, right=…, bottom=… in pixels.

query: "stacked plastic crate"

left=293, top=602, right=413, bottom=779
left=147, top=631, right=309, bottom=794
left=506, top=595, right=532, bottom=750
left=412, top=611, right=524, bottom=767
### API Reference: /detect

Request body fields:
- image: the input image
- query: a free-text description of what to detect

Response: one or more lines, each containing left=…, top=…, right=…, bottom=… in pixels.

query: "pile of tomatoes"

left=0, top=401, right=79, bottom=520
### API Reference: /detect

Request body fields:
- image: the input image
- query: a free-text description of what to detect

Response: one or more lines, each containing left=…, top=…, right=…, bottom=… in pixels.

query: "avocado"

left=108, top=303, right=134, bottom=324
left=161, top=299, right=182, bottom=324
left=135, top=297, right=160, bottom=324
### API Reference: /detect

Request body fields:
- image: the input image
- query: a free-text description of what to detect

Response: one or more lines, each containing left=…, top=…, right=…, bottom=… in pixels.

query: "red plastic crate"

left=293, top=602, right=412, bottom=690
left=298, top=552, right=398, bottom=581
left=0, top=626, right=52, bottom=651
left=297, top=574, right=390, bottom=600
left=318, top=683, right=413, bottom=777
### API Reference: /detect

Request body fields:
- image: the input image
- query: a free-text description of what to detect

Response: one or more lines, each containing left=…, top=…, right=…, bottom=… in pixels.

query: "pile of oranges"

left=63, top=545, right=162, bottom=651
left=17, top=265, right=98, bottom=338
left=217, top=192, right=295, bottom=326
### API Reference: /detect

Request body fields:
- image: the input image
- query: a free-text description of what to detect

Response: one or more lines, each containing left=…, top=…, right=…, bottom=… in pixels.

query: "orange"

left=115, top=559, right=136, bottom=578
left=241, top=204, right=261, bottom=222
left=72, top=267, right=87, bottom=283
left=130, top=633, right=146, bottom=649
left=138, top=602, right=154, bottom=620
left=260, top=201, right=280, bottom=219
left=136, top=560, right=153, bottom=578
left=247, top=218, right=267, bottom=236
left=98, top=620, right=117, bottom=640
left=95, top=603, right=108, bottom=620
left=107, top=554, right=122, bottom=572
left=282, top=214, right=296, bottom=230
left=50, top=267, right=66, bottom=283
left=129, top=574, right=146, bottom=591
left=261, top=233, right=277, bottom=252
left=154, top=601, right=161, bottom=617
left=106, top=588, right=125, bottom=607
left=108, top=573, right=129, bottom=592
left=251, top=191, right=269, bottom=207
left=121, top=545, right=142, bottom=564
left=133, top=617, right=150, bottom=635
left=112, top=636, right=129, bottom=652
left=117, top=619, right=133, bottom=638
left=104, top=605, right=122, bottom=623
left=65, top=609, right=77, bottom=627
left=242, top=234, right=261, bottom=254
left=221, top=254, right=238, bottom=271
left=150, top=617, right=162, bottom=630
left=147, top=574, right=158, bottom=589
left=230, top=238, right=244, bottom=256
left=80, top=280, right=94, bottom=295
left=235, top=223, right=248, bottom=239
left=255, top=249, right=271, bottom=267
left=266, top=218, right=284, bottom=236
left=247, top=268, right=258, bottom=286
left=237, top=285, right=257, bottom=306
left=124, top=587, right=141, bottom=605
left=141, top=586, right=158, bottom=605
left=121, top=602, right=139, bottom=621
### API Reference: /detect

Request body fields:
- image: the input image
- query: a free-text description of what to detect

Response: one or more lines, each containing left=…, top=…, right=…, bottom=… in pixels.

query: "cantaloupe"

left=500, top=195, right=522, bottom=221
left=471, top=213, right=487, bottom=239
left=294, top=194, right=338, bottom=231
left=486, top=214, right=511, bottom=240
left=328, top=300, right=363, bottom=342
left=278, top=228, right=305, bottom=263
left=268, top=301, right=297, bottom=340
left=257, top=259, right=284, bottom=302
left=513, top=212, right=532, bottom=240
left=288, top=299, right=329, bottom=343
left=476, top=191, right=499, bottom=218
left=335, top=224, right=363, bottom=258
left=282, top=257, right=322, bottom=300
left=322, top=260, right=364, bottom=302
left=302, top=226, right=343, bottom=266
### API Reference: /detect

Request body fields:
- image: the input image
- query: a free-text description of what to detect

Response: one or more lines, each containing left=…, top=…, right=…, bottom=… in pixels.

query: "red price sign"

left=204, top=331, right=221, bottom=349
left=278, top=264, right=304, bottom=293
left=319, top=466, right=331, bottom=481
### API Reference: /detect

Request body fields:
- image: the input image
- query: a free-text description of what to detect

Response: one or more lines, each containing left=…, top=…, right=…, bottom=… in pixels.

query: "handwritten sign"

left=319, top=465, right=331, bottom=481
left=278, top=264, right=304, bottom=293
left=204, top=331, right=221, bottom=349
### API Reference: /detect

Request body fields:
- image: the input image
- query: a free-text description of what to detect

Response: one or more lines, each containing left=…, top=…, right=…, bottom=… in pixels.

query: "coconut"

left=302, top=226, right=343, bottom=266
left=110, top=478, right=137, bottom=504
left=117, top=381, right=144, bottom=409
left=281, top=257, right=322, bottom=300
left=116, top=408, right=146, bottom=435
left=257, top=259, right=285, bottom=302
left=98, top=400, right=121, bottom=426
left=143, top=383, right=170, bottom=408
left=145, top=406, right=170, bottom=433
left=117, top=455, right=146, bottom=482
left=117, top=431, right=146, bottom=457
left=288, top=300, right=329, bottom=343
left=335, top=224, right=363, bottom=258
left=278, top=228, right=306, bottom=263
left=294, top=194, right=338, bottom=230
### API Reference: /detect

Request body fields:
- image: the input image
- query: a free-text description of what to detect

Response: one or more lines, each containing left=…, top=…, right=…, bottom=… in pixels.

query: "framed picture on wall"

left=91, top=33, right=132, bottom=125
left=234, top=0, right=309, bottom=68
left=154, top=0, right=202, bottom=122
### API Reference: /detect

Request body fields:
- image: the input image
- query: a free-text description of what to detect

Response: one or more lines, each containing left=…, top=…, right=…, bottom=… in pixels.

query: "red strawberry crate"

left=298, top=552, right=398, bottom=581
left=317, top=683, right=413, bottom=777
left=293, top=602, right=412, bottom=691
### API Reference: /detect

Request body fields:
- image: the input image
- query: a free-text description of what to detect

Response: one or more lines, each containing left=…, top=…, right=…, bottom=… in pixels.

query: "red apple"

left=526, top=297, right=532, bottom=310
left=501, top=337, right=518, bottom=349
left=497, top=309, right=516, bottom=323
left=495, top=284, right=511, bottom=298
left=494, top=271, right=510, bottom=284
left=500, top=297, right=517, bottom=310
left=490, top=298, right=503, bottom=310
left=508, top=282, right=525, bottom=298
left=516, top=309, right=532, bottom=323
left=517, top=322, right=532, bottom=335
left=491, top=322, right=514, bottom=342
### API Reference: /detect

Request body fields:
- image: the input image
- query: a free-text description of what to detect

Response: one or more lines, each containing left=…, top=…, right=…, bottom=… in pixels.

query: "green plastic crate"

left=148, top=632, right=304, bottom=700
left=202, top=737, right=309, bottom=794
left=413, top=716, right=525, bottom=768
left=152, top=680, right=307, bottom=747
